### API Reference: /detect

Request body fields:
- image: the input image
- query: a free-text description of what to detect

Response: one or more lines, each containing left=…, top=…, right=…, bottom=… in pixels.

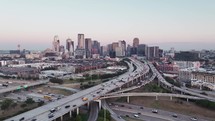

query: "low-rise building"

left=174, top=61, right=200, bottom=69
left=157, top=63, right=179, bottom=74
left=191, top=71, right=215, bottom=90
left=0, top=67, right=39, bottom=79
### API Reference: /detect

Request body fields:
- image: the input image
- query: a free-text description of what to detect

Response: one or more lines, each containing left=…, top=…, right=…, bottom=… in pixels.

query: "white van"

left=134, top=114, right=139, bottom=118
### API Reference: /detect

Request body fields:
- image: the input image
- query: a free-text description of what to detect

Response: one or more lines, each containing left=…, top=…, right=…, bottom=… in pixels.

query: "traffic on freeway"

left=6, top=58, right=149, bottom=121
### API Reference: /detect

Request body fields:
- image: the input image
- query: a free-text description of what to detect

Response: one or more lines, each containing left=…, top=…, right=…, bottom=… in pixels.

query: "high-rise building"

left=92, top=40, right=100, bottom=54
left=100, top=46, right=108, bottom=57
left=137, top=44, right=148, bottom=57
left=118, top=40, right=126, bottom=57
left=112, top=42, right=119, bottom=52
left=133, top=38, right=139, bottom=48
left=77, top=34, right=85, bottom=49
left=115, top=47, right=123, bottom=57
left=148, top=46, right=159, bottom=59
left=66, top=38, right=74, bottom=56
left=127, top=44, right=131, bottom=56
left=59, top=45, right=65, bottom=53
left=53, top=35, right=60, bottom=52
left=85, top=38, right=92, bottom=58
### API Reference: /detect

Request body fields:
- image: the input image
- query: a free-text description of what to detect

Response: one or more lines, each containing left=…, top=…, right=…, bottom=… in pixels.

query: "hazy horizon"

left=0, top=0, right=214, bottom=50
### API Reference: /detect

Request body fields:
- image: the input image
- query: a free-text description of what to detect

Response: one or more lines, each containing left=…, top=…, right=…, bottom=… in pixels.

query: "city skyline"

left=0, top=0, right=215, bottom=50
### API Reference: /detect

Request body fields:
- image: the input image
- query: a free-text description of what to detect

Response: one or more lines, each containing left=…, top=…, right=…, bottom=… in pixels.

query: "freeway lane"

left=110, top=102, right=209, bottom=121
left=0, top=80, right=49, bottom=94
left=6, top=58, right=149, bottom=121
left=87, top=102, right=99, bottom=121
left=148, top=63, right=215, bottom=102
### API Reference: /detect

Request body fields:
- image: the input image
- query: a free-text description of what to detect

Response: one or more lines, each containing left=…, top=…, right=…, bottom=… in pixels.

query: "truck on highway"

left=44, top=95, right=52, bottom=101
left=82, top=97, right=88, bottom=101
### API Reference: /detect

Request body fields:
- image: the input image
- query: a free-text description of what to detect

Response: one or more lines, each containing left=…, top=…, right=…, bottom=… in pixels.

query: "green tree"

left=49, top=78, right=64, bottom=84
left=74, top=115, right=82, bottom=121
left=25, top=98, right=35, bottom=104
left=38, top=101, right=45, bottom=106
left=20, top=103, right=27, bottom=108
left=1, top=99, right=13, bottom=110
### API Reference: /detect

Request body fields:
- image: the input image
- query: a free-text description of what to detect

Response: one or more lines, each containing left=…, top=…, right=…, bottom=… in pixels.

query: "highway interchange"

left=6, top=58, right=149, bottom=121
left=4, top=58, right=215, bottom=121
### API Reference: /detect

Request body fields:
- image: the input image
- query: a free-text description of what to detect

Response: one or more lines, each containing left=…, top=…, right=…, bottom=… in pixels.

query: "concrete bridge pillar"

left=69, top=110, right=72, bottom=117
left=76, top=107, right=79, bottom=115
left=60, top=116, right=63, bottom=121
left=155, top=96, right=158, bottom=100
left=127, top=96, right=130, bottom=103
left=170, top=96, right=172, bottom=101
left=87, top=102, right=90, bottom=109
left=186, top=98, right=189, bottom=102
left=95, top=100, right=102, bottom=110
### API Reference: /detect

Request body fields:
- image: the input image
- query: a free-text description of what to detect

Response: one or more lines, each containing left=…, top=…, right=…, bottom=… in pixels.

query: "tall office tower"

left=137, top=44, right=148, bottom=57
left=77, top=34, right=85, bottom=49
left=127, top=44, right=131, bottom=56
left=148, top=46, right=159, bottom=59
left=112, top=42, right=119, bottom=52
left=85, top=38, right=92, bottom=58
left=118, top=40, right=126, bottom=57
left=53, top=35, right=60, bottom=52
left=92, top=40, right=100, bottom=54
left=133, top=38, right=139, bottom=48
left=100, top=46, right=108, bottom=57
left=59, top=45, right=65, bottom=53
left=66, top=38, right=74, bottom=56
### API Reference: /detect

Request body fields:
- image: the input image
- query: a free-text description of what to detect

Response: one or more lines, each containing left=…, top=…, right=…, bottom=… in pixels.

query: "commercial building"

left=115, top=47, right=124, bottom=57
left=178, top=68, right=193, bottom=82
left=174, top=51, right=200, bottom=61
left=133, top=38, right=139, bottom=48
left=174, top=61, right=200, bottom=69
left=156, top=63, right=179, bottom=74
left=191, top=71, right=215, bottom=90
left=148, top=46, right=159, bottom=59
left=137, top=44, right=148, bottom=57
left=77, top=34, right=85, bottom=49
left=0, top=67, right=39, bottom=79
left=53, top=35, right=60, bottom=52
left=85, top=38, right=92, bottom=58
left=66, top=38, right=74, bottom=56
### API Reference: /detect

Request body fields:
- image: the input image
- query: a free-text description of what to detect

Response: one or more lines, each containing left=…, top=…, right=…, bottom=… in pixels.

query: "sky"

left=0, top=0, right=215, bottom=50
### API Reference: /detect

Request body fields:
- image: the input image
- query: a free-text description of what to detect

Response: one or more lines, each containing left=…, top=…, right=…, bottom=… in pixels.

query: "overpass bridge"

left=101, top=92, right=203, bottom=103
left=148, top=62, right=215, bottom=102
left=5, top=58, right=150, bottom=121
left=0, top=80, right=49, bottom=95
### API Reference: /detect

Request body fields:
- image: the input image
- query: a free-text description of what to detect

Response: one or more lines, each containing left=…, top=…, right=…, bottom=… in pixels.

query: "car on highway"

left=50, top=108, right=56, bottom=113
left=191, top=117, right=197, bottom=121
left=65, top=105, right=70, bottom=108
left=55, top=106, right=61, bottom=111
left=140, top=107, right=144, bottom=109
left=48, top=113, right=54, bottom=118
left=82, top=97, right=88, bottom=101
left=152, top=109, right=158, bottom=113
left=73, top=105, right=77, bottom=107
left=172, top=113, right=178, bottom=118
left=19, top=117, right=25, bottom=121
left=31, top=119, right=37, bottom=121
left=133, top=114, right=139, bottom=118
left=118, top=115, right=122, bottom=119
